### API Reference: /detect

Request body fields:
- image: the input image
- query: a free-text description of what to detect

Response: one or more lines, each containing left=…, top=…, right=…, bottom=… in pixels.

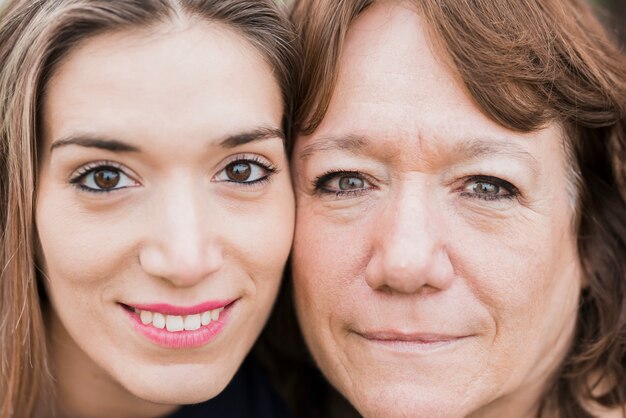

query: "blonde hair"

left=0, top=1, right=298, bottom=417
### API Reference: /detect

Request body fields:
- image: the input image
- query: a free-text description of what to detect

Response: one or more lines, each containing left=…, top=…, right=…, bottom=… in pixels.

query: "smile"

left=120, top=300, right=236, bottom=349
left=134, top=307, right=224, bottom=332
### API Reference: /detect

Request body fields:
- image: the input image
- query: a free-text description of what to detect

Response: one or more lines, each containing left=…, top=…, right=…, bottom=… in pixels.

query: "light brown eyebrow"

left=298, top=133, right=539, bottom=172
left=452, top=138, right=539, bottom=173
left=50, top=126, right=285, bottom=153
left=298, top=134, right=369, bottom=161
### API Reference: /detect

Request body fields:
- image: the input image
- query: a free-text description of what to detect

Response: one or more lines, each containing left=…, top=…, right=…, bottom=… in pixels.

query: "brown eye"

left=94, top=169, right=121, bottom=189
left=215, top=158, right=274, bottom=184
left=338, top=176, right=365, bottom=190
left=71, top=164, right=137, bottom=192
left=226, top=162, right=252, bottom=182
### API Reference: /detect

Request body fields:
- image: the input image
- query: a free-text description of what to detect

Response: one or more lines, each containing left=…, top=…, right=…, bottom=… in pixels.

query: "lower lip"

left=123, top=303, right=234, bottom=349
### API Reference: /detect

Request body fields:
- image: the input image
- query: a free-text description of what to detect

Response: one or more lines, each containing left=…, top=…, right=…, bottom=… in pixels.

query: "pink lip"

left=121, top=300, right=237, bottom=349
left=125, top=300, right=234, bottom=316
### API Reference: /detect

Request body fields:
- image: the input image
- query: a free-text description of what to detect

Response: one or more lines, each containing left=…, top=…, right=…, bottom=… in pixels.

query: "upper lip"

left=123, top=299, right=236, bottom=315
left=357, top=331, right=468, bottom=343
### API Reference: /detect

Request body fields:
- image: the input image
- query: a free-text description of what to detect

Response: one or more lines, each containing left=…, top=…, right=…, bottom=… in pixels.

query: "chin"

left=349, top=383, right=472, bottom=418
left=117, top=363, right=235, bottom=406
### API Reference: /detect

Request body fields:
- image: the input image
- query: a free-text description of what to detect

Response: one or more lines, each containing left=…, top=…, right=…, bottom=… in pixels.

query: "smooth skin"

left=291, top=3, right=581, bottom=418
left=37, top=20, right=294, bottom=418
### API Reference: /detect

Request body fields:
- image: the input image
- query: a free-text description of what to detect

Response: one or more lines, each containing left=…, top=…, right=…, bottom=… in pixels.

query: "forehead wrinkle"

left=298, top=131, right=540, bottom=178
left=298, top=134, right=369, bottom=161
left=297, top=131, right=433, bottom=168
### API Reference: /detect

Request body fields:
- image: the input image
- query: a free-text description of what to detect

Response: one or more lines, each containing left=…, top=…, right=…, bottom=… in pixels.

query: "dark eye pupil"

left=94, top=169, right=120, bottom=189
left=474, top=182, right=498, bottom=194
left=339, top=176, right=364, bottom=190
left=226, top=162, right=251, bottom=181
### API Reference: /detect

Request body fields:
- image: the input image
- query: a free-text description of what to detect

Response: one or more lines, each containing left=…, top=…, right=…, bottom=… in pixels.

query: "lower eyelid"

left=460, top=192, right=515, bottom=201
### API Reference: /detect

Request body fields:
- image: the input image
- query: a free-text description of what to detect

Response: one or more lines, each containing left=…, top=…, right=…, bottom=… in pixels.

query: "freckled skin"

left=291, top=3, right=581, bottom=418
left=37, top=22, right=293, bottom=418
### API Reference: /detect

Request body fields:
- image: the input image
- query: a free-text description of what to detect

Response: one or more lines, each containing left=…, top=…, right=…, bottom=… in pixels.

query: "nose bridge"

left=383, top=182, right=435, bottom=266
left=365, top=178, right=453, bottom=293
left=161, top=182, right=203, bottom=256
left=140, top=175, right=222, bottom=285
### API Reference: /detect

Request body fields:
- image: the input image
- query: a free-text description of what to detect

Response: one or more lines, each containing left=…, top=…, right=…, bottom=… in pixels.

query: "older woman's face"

left=291, top=3, right=582, bottom=417
left=36, top=22, right=293, bottom=412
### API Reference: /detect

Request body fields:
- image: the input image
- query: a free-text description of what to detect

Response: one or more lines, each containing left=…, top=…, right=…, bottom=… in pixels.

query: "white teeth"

left=166, top=315, right=184, bottom=332
left=152, top=313, right=166, bottom=329
left=211, top=308, right=222, bottom=321
left=140, top=310, right=153, bottom=325
left=184, top=314, right=201, bottom=331
left=135, top=307, right=226, bottom=331
left=201, top=311, right=212, bottom=326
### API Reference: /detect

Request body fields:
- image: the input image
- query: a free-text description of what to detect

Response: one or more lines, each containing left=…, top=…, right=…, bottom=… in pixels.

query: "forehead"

left=42, top=21, right=282, bottom=149
left=317, top=2, right=483, bottom=138
left=300, top=1, right=566, bottom=170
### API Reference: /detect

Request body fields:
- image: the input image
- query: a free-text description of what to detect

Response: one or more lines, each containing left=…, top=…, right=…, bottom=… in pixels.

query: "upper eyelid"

left=457, top=177, right=521, bottom=204
left=215, top=153, right=277, bottom=171
left=315, top=170, right=374, bottom=183
left=443, top=172, right=517, bottom=189
left=459, top=176, right=518, bottom=192
left=313, top=170, right=377, bottom=194
left=69, top=160, right=130, bottom=181
left=212, top=156, right=278, bottom=183
left=68, top=164, right=139, bottom=194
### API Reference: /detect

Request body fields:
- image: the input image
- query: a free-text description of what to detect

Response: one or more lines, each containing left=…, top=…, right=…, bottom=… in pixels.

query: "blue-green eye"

left=461, top=176, right=518, bottom=201
left=314, top=170, right=374, bottom=197
left=338, top=176, right=365, bottom=190
left=472, top=181, right=499, bottom=195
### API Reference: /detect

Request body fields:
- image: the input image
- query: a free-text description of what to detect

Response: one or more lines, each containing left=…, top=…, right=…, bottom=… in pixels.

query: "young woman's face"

left=291, top=2, right=581, bottom=417
left=36, top=22, right=293, bottom=410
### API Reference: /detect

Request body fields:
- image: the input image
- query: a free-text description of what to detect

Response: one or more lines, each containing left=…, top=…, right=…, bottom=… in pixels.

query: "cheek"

left=229, top=185, right=295, bottom=282
left=292, top=204, right=371, bottom=335
left=36, top=193, right=140, bottom=297
left=455, top=209, right=581, bottom=374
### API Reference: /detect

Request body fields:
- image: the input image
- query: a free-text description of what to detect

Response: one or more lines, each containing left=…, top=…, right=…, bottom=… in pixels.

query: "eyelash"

left=69, top=155, right=279, bottom=195
left=313, top=170, right=375, bottom=198
left=69, top=161, right=135, bottom=194
left=215, top=155, right=278, bottom=187
left=458, top=175, right=519, bottom=201
left=313, top=171, right=519, bottom=202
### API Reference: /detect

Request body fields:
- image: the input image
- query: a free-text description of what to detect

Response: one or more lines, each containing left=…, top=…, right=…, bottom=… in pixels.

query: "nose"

left=364, top=183, right=454, bottom=294
left=139, top=180, right=223, bottom=288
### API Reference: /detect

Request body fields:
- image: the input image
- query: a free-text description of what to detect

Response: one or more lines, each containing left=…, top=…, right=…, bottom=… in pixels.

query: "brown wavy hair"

left=0, top=1, right=299, bottom=417
left=273, top=0, right=626, bottom=416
